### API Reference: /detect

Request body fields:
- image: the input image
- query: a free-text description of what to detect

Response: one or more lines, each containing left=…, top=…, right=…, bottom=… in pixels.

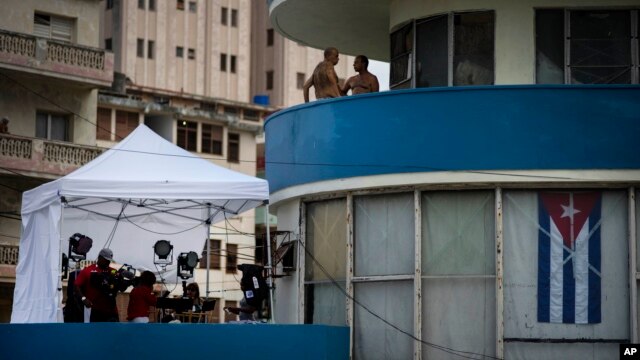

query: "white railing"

left=0, top=245, right=18, bottom=266
left=47, top=41, right=105, bottom=70
left=0, top=134, right=32, bottom=159
left=0, top=31, right=36, bottom=57
left=43, top=141, right=103, bottom=166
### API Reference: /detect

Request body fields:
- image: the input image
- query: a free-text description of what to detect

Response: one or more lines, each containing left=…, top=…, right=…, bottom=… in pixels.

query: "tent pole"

left=265, top=204, right=275, bottom=323
left=205, top=204, right=211, bottom=322
left=57, top=197, right=65, bottom=323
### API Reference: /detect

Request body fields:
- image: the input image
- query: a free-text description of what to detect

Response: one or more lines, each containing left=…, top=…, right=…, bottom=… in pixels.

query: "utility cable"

left=299, top=240, right=503, bottom=360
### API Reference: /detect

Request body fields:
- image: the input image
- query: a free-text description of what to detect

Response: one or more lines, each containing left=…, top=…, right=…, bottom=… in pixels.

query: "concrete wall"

left=390, top=0, right=640, bottom=85
left=105, top=0, right=252, bottom=102
left=0, top=0, right=102, bottom=47
left=272, top=199, right=301, bottom=324
left=0, top=76, right=97, bottom=146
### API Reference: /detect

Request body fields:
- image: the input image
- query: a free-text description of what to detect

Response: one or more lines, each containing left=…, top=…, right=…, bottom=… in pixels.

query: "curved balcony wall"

left=265, top=85, right=640, bottom=194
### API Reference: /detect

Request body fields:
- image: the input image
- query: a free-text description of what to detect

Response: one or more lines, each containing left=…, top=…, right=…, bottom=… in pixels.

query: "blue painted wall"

left=0, top=323, right=349, bottom=360
left=265, top=85, right=640, bottom=193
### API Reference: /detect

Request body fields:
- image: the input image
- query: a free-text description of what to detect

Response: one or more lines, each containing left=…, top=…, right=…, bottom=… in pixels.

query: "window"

left=225, top=244, right=238, bottom=273
left=147, top=40, right=154, bottom=59
left=199, top=239, right=221, bottom=269
left=267, top=29, right=274, bottom=46
left=231, top=9, right=238, bottom=27
left=266, top=70, right=274, bottom=90
left=224, top=300, right=238, bottom=322
left=177, top=0, right=184, bottom=10
left=105, top=38, right=112, bottom=51
left=201, top=124, right=222, bottom=155
left=176, top=120, right=197, bottom=151
left=224, top=107, right=238, bottom=116
left=304, top=199, right=347, bottom=325
left=391, top=11, right=495, bottom=89
left=296, top=72, right=305, bottom=89
left=106, top=0, right=114, bottom=10
left=136, top=38, right=144, bottom=57
left=176, top=46, right=184, bottom=58
left=34, top=13, right=74, bottom=42
left=243, top=109, right=259, bottom=121
left=36, top=111, right=70, bottom=141
left=227, top=133, right=239, bottom=163
left=389, top=22, right=413, bottom=87
left=220, top=53, right=227, bottom=71
left=148, top=0, right=155, bottom=11
left=189, top=1, right=197, bottom=13
left=536, top=9, right=637, bottom=84
left=221, top=7, right=228, bottom=25
left=115, top=110, right=138, bottom=140
left=97, top=107, right=111, bottom=140
left=138, top=0, right=145, bottom=10
left=230, top=55, right=236, bottom=73
left=188, top=48, right=195, bottom=60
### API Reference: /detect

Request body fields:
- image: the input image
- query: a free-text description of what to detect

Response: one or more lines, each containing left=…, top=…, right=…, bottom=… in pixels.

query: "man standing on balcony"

left=341, top=55, right=379, bottom=95
left=0, top=117, right=9, bottom=134
left=303, top=47, right=342, bottom=102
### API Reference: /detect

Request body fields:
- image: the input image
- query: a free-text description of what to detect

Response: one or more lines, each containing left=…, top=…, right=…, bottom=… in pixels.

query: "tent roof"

left=22, top=124, right=269, bottom=218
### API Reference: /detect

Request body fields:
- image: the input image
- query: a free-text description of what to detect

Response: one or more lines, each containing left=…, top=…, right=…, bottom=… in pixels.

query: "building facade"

left=0, top=0, right=112, bottom=322
left=265, top=1, right=640, bottom=359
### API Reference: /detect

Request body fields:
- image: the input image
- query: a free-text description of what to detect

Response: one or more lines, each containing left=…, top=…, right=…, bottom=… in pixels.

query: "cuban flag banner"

left=537, top=192, right=602, bottom=324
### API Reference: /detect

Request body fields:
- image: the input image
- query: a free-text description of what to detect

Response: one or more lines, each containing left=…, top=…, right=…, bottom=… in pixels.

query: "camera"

left=92, top=264, right=137, bottom=298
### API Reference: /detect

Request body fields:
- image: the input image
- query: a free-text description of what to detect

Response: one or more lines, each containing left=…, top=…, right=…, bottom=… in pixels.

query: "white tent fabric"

left=11, top=125, right=269, bottom=323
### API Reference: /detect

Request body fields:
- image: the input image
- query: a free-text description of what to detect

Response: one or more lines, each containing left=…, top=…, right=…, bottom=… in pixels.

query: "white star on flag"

left=561, top=203, right=581, bottom=220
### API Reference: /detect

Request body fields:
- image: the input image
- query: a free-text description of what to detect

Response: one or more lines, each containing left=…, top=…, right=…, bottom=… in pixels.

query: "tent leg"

left=205, top=205, right=211, bottom=323
left=265, top=204, right=275, bottom=323
left=57, top=199, right=65, bottom=323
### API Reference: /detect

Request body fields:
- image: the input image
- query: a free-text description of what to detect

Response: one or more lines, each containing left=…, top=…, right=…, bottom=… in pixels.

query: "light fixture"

left=177, top=251, right=199, bottom=279
left=153, top=240, right=173, bottom=265
left=68, top=233, right=93, bottom=261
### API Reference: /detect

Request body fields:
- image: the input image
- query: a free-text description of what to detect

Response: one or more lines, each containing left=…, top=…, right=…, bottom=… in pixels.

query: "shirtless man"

left=341, top=55, right=379, bottom=95
left=303, top=47, right=341, bottom=102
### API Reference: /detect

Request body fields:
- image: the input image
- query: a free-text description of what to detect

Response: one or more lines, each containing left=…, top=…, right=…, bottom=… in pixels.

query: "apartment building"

left=0, top=0, right=113, bottom=322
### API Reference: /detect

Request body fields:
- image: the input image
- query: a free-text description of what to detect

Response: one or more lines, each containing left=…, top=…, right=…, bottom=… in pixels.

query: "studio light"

left=69, top=233, right=93, bottom=261
left=153, top=240, right=173, bottom=265
left=177, top=251, right=199, bottom=279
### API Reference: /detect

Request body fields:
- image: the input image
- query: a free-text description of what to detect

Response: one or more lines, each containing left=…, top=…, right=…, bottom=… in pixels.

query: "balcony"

left=265, top=85, right=640, bottom=194
left=0, top=29, right=113, bottom=87
left=0, top=244, right=18, bottom=282
left=0, top=134, right=103, bottom=178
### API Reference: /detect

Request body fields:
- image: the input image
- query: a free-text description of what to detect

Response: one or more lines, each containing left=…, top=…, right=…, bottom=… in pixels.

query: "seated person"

left=127, top=271, right=158, bottom=323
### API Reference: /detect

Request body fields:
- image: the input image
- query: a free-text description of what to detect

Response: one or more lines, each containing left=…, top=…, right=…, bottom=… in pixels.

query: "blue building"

left=265, top=1, right=640, bottom=359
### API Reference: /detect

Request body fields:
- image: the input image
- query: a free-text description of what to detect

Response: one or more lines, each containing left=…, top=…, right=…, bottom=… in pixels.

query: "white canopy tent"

left=11, top=125, right=269, bottom=323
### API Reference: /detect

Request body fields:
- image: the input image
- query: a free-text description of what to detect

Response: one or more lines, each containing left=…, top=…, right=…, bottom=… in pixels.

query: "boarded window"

left=115, top=111, right=138, bottom=140
left=97, top=108, right=111, bottom=140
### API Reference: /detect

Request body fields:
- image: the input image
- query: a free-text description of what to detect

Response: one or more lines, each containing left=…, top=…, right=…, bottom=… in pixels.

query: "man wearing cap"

left=74, top=248, right=119, bottom=322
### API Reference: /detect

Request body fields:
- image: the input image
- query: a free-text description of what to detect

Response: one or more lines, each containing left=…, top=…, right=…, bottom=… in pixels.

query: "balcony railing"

left=0, top=245, right=18, bottom=266
left=0, top=29, right=113, bottom=86
left=0, top=133, right=103, bottom=177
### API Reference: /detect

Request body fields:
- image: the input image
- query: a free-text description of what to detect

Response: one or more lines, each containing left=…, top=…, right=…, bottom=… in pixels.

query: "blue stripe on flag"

left=588, top=196, right=602, bottom=324
left=563, top=248, right=575, bottom=323
left=538, top=195, right=550, bottom=323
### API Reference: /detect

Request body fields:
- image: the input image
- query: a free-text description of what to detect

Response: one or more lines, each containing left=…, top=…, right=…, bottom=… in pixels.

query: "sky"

left=369, top=60, right=390, bottom=91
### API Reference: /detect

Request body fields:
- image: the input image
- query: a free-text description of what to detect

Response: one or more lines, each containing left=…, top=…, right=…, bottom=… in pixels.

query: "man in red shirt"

left=127, top=271, right=158, bottom=323
left=74, top=248, right=119, bottom=322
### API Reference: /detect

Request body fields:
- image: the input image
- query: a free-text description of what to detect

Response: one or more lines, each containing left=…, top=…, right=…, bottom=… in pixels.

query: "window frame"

left=138, top=0, right=145, bottom=10
left=535, top=8, right=639, bottom=84
left=176, top=119, right=197, bottom=152
left=200, top=239, right=221, bottom=269
left=201, top=123, right=223, bottom=155
left=227, top=132, right=240, bottom=163
left=177, top=0, right=185, bottom=11
left=220, top=53, right=227, bottom=71
left=147, top=40, right=155, bottom=59
left=188, top=48, right=195, bottom=60
left=230, top=55, right=237, bottom=73
left=231, top=9, right=238, bottom=27
left=221, top=7, right=228, bottom=25
left=225, top=243, right=238, bottom=273
left=176, top=46, right=184, bottom=58
left=266, top=70, right=274, bottom=90
left=267, top=28, right=274, bottom=46
left=36, top=111, right=71, bottom=142
left=188, top=1, right=197, bottom=13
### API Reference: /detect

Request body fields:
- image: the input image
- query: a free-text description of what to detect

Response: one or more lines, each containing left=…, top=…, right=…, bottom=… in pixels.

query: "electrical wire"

left=0, top=72, right=614, bottom=184
left=299, top=240, right=503, bottom=360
